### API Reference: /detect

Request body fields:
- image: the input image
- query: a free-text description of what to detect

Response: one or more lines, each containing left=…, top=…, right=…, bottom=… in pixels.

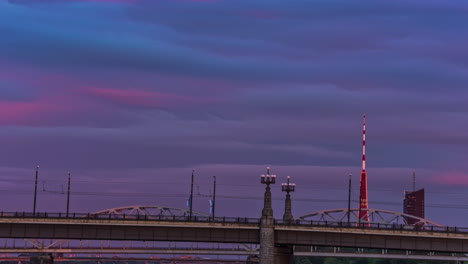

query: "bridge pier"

left=30, top=254, right=53, bottom=264
left=260, top=167, right=276, bottom=264
left=259, top=168, right=294, bottom=264
left=274, top=246, right=294, bottom=264
left=260, top=185, right=275, bottom=264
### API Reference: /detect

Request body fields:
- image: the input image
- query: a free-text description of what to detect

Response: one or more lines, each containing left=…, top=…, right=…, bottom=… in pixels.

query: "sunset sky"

left=1, top=0, right=468, bottom=226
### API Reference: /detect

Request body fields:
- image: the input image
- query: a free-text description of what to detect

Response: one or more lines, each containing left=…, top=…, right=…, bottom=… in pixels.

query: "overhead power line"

left=1, top=189, right=468, bottom=210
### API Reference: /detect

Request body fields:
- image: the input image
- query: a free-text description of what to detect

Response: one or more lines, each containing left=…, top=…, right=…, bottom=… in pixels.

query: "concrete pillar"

left=274, top=246, right=294, bottom=264
left=30, top=254, right=54, bottom=264
left=260, top=184, right=275, bottom=264
left=283, top=193, right=293, bottom=222
left=281, top=176, right=295, bottom=223
left=262, top=184, right=273, bottom=217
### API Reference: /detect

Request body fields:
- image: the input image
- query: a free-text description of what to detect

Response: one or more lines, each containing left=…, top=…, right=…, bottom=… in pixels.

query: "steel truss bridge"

left=1, top=205, right=467, bottom=262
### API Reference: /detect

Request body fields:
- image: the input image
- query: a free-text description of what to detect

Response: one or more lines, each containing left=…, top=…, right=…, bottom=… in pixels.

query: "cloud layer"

left=1, top=0, right=468, bottom=225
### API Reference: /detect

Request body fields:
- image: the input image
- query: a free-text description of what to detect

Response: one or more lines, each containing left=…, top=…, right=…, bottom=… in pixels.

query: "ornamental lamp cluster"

left=281, top=176, right=296, bottom=193
left=260, top=167, right=277, bottom=185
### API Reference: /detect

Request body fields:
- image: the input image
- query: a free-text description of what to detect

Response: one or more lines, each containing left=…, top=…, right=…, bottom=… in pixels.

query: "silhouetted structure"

left=358, top=114, right=370, bottom=223
left=281, top=176, right=295, bottom=222
left=403, top=188, right=425, bottom=225
left=30, top=254, right=53, bottom=264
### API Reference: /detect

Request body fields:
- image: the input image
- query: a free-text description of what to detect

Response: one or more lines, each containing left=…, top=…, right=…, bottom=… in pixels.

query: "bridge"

left=0, top=207, right=468, bottom=264
left=0, top=167, right=465, bottom=264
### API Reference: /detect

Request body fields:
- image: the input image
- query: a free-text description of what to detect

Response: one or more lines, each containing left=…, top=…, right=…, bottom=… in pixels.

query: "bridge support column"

left=31, top=254, right=54, bottom=264
left=281, top=176, right=295, bottom=223
left=260, top=167, right=276, bottom=264
left=260, top=220, right=274, bottom=264
left=260, top=186, right=275, bottom=264
left=274, top=246, right=294, bottom=264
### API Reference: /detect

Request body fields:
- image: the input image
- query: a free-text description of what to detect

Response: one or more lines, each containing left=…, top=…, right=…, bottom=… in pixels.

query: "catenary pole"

left=33, top=166, right=39, bottom=215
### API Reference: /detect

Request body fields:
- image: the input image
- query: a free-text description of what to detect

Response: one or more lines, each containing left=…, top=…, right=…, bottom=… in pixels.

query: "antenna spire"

left=362, top=113, right=366, bottom=171
left=413, top=171, right=416, bottom=192
left=358, top=114, right=370, bottom=224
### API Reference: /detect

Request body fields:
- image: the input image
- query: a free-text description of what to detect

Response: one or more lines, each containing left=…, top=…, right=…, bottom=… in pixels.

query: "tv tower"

left=358, top=114, right=370, bottom=223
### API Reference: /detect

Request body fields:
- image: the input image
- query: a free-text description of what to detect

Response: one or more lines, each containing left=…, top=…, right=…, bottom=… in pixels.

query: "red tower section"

left=358, top=114, right=370, bottom=223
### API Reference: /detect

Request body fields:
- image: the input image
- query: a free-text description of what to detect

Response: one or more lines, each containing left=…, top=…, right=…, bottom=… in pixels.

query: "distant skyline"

left=1, top=0, right=468, bottom=226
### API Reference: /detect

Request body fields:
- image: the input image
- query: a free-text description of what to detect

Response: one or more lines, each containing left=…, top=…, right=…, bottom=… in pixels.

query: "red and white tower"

left=358, top=114, right=370, bottom=223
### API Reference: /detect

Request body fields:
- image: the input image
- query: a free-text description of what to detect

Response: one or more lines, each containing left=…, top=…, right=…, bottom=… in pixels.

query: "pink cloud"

left=432, top=171, right=468, bottom=186
left=0, top=100, right=64, bottom=125
left=85, top=87, right=194, bottom=108
left=0, top=61, right=85, bottom=92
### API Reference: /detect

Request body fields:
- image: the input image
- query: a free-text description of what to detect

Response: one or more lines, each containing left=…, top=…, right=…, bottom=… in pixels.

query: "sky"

left=1, top=0, right=468, bottom=226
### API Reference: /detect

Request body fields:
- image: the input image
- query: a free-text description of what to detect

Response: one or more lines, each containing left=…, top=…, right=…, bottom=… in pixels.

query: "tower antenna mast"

left=358, top=114, right=370, bottom=224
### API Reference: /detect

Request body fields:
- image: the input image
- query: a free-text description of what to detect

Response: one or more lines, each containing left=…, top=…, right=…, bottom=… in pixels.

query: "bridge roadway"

left=1, top=213, right=468, bottom=254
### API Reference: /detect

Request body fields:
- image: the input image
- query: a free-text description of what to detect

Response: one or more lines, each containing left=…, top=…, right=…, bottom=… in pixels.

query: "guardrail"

left=0, top=212, right=260, bottom=225
left=275, top=219, right=464, bottom=233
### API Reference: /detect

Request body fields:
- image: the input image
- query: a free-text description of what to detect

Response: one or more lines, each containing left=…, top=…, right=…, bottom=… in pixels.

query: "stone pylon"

left=283, top=192, right=293, bottom=222
left=282, top=176, right=295, bottom=222
left=260, top=168, right=276, bottom=264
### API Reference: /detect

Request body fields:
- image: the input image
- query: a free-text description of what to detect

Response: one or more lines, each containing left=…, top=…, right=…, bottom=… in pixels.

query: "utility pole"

left=347, top=173, right=352, bottom=226
left=212, top=176, right=216, bottom=218
left=33, top=166, right=39, bottom=215
left=66, top=172, right=71, bottom=217
left=189, top=169, right=194, bottom=218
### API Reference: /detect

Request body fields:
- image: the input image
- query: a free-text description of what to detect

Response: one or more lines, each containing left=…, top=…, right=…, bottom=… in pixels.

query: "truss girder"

left=299, top=208, right=441, bottom=227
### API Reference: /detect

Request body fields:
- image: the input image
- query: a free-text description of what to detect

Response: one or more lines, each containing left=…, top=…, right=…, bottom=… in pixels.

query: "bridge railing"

left=275, top=219, right=467, bottom=233
left=1, top=212, right=466, bottom=234
left=0, top=212, right=260, bottom=224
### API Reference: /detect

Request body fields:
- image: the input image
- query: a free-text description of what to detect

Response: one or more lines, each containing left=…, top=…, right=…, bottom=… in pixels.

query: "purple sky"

left=1, top=0, right=468, bottom=226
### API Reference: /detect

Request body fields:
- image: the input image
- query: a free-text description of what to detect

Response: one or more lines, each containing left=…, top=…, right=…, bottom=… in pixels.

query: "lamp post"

left=260, top=167, right=276, bottom=218
left=66, top=172, right=71, bottom=217
left=259, top=167, right=276, bottom=264
left=281, top=176, right=295, bottom=222
left=33, top=166, right=39, bottom=215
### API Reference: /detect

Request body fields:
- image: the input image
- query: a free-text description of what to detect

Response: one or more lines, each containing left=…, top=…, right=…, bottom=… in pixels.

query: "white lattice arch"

left=92, top=205, right=209, bottom=217
left=299, top=208, right=442, bottom=227
left=25, top=205, right=208, bottom=249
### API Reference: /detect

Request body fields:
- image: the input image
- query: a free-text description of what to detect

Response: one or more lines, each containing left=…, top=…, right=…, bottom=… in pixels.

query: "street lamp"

left=260, top=167, right=276, bottom=185
left=281, top=176, right=295, bottom=222
left=259, top=167, right=277, bottom=264
left=260, top=167, right=276, bottom=218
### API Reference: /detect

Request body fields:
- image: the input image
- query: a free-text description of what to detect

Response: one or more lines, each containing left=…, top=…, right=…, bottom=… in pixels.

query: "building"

left=403, top=188, right=425, bottom=225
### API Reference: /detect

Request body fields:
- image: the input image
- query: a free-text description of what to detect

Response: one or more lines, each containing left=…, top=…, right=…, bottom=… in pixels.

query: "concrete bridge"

left=0, top=167, right=463, bottom=264
left=1, top=212, right=468, bottom=264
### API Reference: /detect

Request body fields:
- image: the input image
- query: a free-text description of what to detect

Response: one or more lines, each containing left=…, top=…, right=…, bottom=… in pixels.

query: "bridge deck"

left=1, top=214, right=468, bottom=253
